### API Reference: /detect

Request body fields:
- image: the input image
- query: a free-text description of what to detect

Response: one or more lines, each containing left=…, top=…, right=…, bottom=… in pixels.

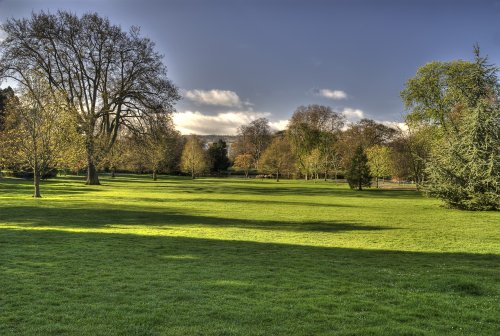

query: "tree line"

left=0, top=12, right=498, bottom=210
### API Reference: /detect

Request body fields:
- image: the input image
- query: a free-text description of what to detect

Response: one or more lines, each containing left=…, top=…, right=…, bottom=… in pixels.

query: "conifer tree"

left=346, top=145, right=372, bottom=190
left=427, top=99, right=499, bottom=210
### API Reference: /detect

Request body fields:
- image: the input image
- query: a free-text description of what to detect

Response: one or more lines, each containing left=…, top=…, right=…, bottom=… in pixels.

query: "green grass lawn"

left=0, top=175, right=499, bottom=335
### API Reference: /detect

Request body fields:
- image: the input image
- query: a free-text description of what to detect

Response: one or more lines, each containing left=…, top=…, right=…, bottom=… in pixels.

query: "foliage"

left=426, top=99, right=499, bottom=210
left=0, top=73, right=69, bottom=197
left=180, top=135, right=208, bottom=179
left=287, top=105, right=344, bottom=179
left=345, top=145, right=371, bottom=190
left=207, top=139, right=231, bottom=175
left=401, top=45, right=498, bottom=133
left=232, top=118, right=272, bottom=168
left=403, top=47, right=500, bottom=208
left=232, top=153, right=253, bottom=178
left=131, top=115, right=182, bottom=180
left=260, top=135, right=295, bottom=181
left=337, top=119, right=396, bottom=168
left=366, top=145, right=392, bottom=188
left=0, top=86, right=15, bottom=132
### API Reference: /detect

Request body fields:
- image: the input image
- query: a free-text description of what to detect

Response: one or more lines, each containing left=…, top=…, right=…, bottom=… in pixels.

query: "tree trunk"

left=191, top=169, right=195, bottom=179
left=276, top=169, right=280, bottom=182
left=85, top=129, right=100, bottom=185
left=376, top=176, right=379, bottom=188
left=111, top=167, right=116, bottom=178
left=358, top=178, right=362, bottom=191
left=86, top=156, right=100, bottom=185
left=245, top=170, right=249, bottom=178
left=153, top=170, right=157, bottom=181
left=305, top=172, right=308, bottom=181
left=33, top=168, right=41, bottom=198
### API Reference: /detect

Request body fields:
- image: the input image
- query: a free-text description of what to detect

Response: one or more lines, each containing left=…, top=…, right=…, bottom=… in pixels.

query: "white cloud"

left=184, top=89, right=244, bottom=107
left=377, top=120, right=408, bottom=132
left=269, top=119, right=289, bottom=131
left=173, top=110, right=271, bottom=135
left=317, top=89, right=348, bottom=100
left=341, top=107, right=364, bottom=121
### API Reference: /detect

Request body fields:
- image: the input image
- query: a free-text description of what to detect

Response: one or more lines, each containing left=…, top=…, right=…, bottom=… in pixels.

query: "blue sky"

left=1, top=0, right=499, bottom=134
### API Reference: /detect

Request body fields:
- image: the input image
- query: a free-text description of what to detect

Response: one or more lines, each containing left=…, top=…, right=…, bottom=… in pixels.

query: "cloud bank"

left=173, top=110, right=288, bottom=135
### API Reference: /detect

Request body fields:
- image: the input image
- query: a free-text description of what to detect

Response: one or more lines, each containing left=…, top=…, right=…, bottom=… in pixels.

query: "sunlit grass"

left=1, top=175, right=499, bottom=335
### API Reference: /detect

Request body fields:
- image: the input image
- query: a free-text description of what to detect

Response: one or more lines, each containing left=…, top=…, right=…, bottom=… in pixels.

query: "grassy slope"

left=0, top=175, right=499, bottom=335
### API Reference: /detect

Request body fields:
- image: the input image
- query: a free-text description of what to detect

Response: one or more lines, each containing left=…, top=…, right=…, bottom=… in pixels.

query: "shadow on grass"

left=130, top=197, right=357, bottom=209
left=0, top=228, right=498, bottom=335
left=0, top=205, right=392, bottom=233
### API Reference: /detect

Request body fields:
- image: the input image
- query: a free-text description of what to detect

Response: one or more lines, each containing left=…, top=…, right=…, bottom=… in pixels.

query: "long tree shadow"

left=0, top=228, right=498, bottom=335
left=0, top=205, right=394, bottom=233
left=129, top=197, right=357, bottom=208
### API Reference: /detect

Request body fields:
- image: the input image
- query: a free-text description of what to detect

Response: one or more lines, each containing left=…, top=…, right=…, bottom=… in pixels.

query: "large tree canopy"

left=0, top=11, right=180, bottom=184
left=401, top=46, right=498, bottom=132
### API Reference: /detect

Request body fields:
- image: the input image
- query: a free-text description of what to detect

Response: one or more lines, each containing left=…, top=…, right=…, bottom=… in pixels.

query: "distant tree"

left=0, top=11, right=180, bottom=185
left=2, top=74, right=67, bottom=197
left=346, top=145, right=371, bottom=191
left=260, top=135, right=295, bottom=182
left=287, top=105, right=344, bottom=179
left=101, top=138, right=127, bottom=178
left=426, top=99, right=499, bottom=210
left=207, top=139, right=230, bottom=175
left=232, top=153, right=253, bottom=178
left=337, top=119, right=396, bottom=168
left=181, top=135, right=208, bottom=179
left=0, top=87, right=15, bottom=132
left=303, top=148, right=322, bottom=180
left=232, top=118, right=272, bottom=168
left=366, top=145, right=392, bottom=188
left=134, top=114, right=181, bottom=180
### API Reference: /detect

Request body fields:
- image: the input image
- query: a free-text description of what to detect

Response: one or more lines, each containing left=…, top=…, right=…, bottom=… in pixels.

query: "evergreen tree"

left=346, top=145, right=372, bottom=190
left=427, top=99, right=499, bottom=210
left=207, top=139, right=230, bottom=175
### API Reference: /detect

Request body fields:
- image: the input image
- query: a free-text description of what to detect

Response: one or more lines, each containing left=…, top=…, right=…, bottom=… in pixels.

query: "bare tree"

left=0, top=11, right=180, bottom=185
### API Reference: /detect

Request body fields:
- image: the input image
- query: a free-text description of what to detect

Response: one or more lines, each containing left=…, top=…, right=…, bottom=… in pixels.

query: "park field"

left=0, top=175, right=499, bottom=335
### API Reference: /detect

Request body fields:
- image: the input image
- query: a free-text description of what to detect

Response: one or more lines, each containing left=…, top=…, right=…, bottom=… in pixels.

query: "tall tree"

left=0, top=11, right=179, bottom=185
left=402, top=46, right=499, bottom=208
left=345, top=145, right=371, bottom=191
left=180, top=135, right=208, bottom=179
